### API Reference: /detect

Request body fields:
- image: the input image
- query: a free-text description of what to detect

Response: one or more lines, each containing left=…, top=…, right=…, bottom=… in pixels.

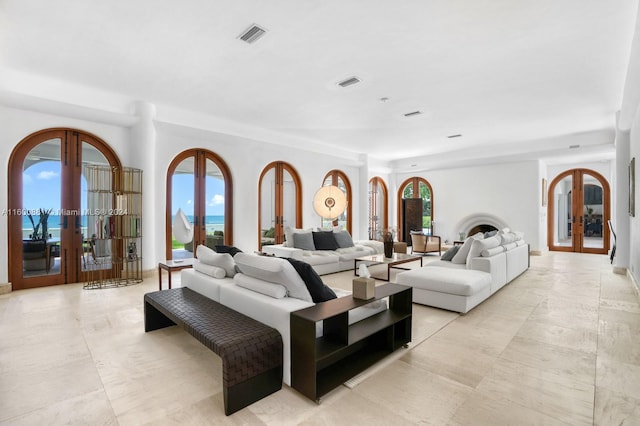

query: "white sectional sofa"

left=181, top=250, right=387, bottom=386
left=262, top=228, right=383, bottom=275
left=396, top=230, right=529, bottom=313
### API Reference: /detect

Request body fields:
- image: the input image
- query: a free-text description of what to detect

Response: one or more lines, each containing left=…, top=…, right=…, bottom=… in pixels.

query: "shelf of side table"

left=290, top=283, right=412, bottom=401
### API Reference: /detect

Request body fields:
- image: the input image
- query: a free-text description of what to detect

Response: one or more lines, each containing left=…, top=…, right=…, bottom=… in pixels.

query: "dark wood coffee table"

left=354, top=253, right=423, bottom=281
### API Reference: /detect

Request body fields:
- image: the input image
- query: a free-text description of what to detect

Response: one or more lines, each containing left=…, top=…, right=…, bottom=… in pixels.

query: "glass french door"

left=165, top=149, right=233, bottom=260
left=258, top=162, right=301, bottom=249
left=8, top=129, right=120, bottom=289
left=368, top=177, right=388, bottom=240
left=548, top=169, right=610, bottom=254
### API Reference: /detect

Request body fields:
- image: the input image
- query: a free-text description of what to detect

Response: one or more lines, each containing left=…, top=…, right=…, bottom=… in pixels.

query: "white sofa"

left=181, top=251, right=387, bottom=386
left=262, top=228, right=383, bottom=275
left=396, top=231, right=529, bottom=313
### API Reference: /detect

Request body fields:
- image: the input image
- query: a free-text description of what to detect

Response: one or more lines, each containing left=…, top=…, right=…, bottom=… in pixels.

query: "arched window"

left=398, top=177, right=433, bottom=242
left=321, top=170, right=352, bottom=233
left=258, top=161, right=302, bottom=249
left=165, top=149, right=233, bottom=260
left=368, top=177, right=388, bottom=239
left=8, top=128, right=121, bottom=289
left=547, top=168, right=610, bottom=254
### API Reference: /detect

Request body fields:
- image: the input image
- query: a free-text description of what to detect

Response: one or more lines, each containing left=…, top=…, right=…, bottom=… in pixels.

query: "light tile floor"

left=1, top=251, right=639, bottom=425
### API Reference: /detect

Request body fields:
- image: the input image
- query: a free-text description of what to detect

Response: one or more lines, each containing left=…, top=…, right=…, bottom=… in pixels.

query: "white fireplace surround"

left=455, top=213, right=510, bottom=238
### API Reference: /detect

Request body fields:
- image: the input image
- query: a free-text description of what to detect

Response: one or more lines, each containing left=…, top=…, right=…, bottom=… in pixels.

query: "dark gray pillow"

left=293, top=232, right=316, bottom=251
left=333, top=230, right=355, bottom=248
left=440, top=245, right=460, bottom=261
left=312, top=231, right=339, bottom=250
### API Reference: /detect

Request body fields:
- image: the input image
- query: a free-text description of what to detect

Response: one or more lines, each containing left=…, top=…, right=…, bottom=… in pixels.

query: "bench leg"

left=144, top=300, right=176, bottom=332
left=223, top=366, right=283, bottom=415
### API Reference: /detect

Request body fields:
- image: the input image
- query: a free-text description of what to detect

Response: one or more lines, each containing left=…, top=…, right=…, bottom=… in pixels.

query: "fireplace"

left=455, top=213, right=508, bottom=240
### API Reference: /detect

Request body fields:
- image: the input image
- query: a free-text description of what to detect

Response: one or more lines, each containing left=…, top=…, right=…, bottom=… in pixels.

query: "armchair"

left=410, top=232, right=441, bottom=256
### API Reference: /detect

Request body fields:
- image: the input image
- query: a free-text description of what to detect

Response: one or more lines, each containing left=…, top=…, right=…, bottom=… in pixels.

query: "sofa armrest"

left=262, top=244, right=304, bottom=260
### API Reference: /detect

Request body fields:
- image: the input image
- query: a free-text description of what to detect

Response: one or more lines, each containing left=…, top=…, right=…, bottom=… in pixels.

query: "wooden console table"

left=290, top=283, right=412, bottom=401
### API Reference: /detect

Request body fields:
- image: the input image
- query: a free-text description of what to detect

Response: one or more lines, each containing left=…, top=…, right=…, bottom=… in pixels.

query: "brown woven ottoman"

left=144, top=287, right=283, bottom=415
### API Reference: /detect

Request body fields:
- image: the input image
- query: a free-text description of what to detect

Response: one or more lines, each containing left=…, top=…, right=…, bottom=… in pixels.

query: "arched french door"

left=369, top=177, right=388, bottom=239
left=547, top=168, right=610, bottom=254
left=322, top=170, right=352, bottom=233
left=8, top=128, right=121, bottom=289
left=165, top=149, right=233, bottom=260
left=398, top=177, right=434, bottom=243
left=258, top=161, right=302, bottom=249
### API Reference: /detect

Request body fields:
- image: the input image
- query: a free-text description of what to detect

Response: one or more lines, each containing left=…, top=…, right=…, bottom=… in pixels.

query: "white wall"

left=396, top=161, right=542, bottom=251
left=630, top=110, right=640, bottom=285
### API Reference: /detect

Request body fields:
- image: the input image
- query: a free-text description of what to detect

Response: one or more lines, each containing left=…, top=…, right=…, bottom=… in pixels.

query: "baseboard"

left=613, top=266, right=627, bottom=275
left=0, top=282, right=12, bottom=294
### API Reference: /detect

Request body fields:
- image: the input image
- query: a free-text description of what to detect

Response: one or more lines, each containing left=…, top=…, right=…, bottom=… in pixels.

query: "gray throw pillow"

left=334, top=230, right=355, bottom=248
left=293, top=232, right=316, bottom=251
left=440, top=245, right=460, bottom=261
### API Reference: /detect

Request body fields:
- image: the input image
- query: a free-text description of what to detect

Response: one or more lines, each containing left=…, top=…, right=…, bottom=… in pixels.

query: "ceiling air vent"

left=403, top=111, right=422, bottom=117
left=447, top=134, right=462, bottom=139
left=569, top=144, right=580, bottom=149
left=238, top=24, right=267, bottom=44
left=337, top=77, right=361, bottom=88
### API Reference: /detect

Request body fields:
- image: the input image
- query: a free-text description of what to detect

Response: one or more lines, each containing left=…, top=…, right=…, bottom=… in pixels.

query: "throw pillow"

left=333, top=230, right=355, bottom=248
left=440, top=245, right=460, bottom=261
left=286, top=258, right=337, bottom=303
left=312, top=231, right=339, bottom=250
left=234, top=253, right=313, bottom=302
left=466, top=235, right=501, bottom=267
left=451, top=234, right=483, bottom=264
left=215, top=245, right=243, bottom=257
left=283, top=227, right=312, bottom=247
left=196, top=245, right=237, bottom=277
left=293, top=232, right=316, bottom=251
left=233, top=274, right=287, bottom=299
left=193, top=259, right=226, bottom=279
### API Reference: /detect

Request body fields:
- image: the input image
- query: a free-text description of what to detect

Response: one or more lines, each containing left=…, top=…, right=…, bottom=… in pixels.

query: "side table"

left=158, top=258, right=195, bottom=290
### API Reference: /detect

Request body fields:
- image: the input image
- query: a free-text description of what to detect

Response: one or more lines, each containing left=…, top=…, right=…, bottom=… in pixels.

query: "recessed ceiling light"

left=337, top=77, right=362, bottom=87
left=403, top=111, right=422, bottom=117
left=447, top=134, right=462, bottom=139
left=238, top=24, right=268, bottom=44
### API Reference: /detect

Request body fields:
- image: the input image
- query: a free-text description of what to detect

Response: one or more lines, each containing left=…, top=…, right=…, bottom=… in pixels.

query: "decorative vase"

left=383, top=241, right=393, bottom=258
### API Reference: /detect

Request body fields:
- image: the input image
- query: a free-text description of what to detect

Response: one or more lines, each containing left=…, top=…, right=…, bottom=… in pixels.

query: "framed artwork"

left=630, top=157, right=636, bottom=217
left=542, top=178, right=548, bottom=206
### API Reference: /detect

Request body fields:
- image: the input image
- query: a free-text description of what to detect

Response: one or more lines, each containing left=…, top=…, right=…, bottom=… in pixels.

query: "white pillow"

left=482, top=246, right=505, bottom=257
left=451, top=234, right=483, bottom=264
left=193, top=259, right=226, bottom=279
left=234, top=253, right=313, bottom=302
left=196, top=245, right=237, bottom=277
left=466, top=236, right=501, bottom=266
left=233, top=274, right=287, bottom=299
left=284, top=227, right=313, bottom=247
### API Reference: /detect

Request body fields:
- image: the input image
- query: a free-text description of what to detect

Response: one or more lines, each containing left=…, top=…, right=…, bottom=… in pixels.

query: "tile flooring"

left=1, top=251, right=639, bottom=425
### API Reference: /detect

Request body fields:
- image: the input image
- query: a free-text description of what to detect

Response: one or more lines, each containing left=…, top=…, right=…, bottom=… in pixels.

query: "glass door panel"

left=171, top=157, right=195, bottom=258
left=282, top=169, right=297, bottom=233
left=583, top=174, right=604, bottom=249
left=21, top=139, right=62, bottom=280
left=419, top=181, right=432, bottom=235
left=204, top=158, right=225, bottom=248
left=553, top=174, right=573, bottom=248
left=260, top=168, right=276, bottom=246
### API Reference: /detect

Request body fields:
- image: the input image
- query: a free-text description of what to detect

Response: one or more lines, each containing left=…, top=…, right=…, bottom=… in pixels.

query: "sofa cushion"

left=313, top=231, right=339, bottom=250
left=440, top=245, right=460, bottom=261
left=451, top=234, right=483, bottom=264
left=193, top=259, right=226, bottom=279
left=293, top=232, right=316, bottom=251
left=285, top=258, right=337, bottom=303
left=284, top=227, right=313, bottom=247
left=481, top=246, right=505, bottom=257
left=233, top=273, right=287, bottom=299
left=234, top=252, right=313, bottom=302
left=466, top=236, right=501, bottom=267
left=333, top=230, right=355, bottom=248
left=196, top=245, right=237, bottom=277
left=396, top=266, right=491, bottom=296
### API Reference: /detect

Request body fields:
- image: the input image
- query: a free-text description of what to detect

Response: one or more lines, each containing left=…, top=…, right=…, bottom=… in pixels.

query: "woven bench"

left=144, top=287, right=283, bottom=415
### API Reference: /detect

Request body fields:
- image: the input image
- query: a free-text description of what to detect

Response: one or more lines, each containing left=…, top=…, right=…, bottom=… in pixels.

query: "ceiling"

left=1, top=0, right=638, bottom=167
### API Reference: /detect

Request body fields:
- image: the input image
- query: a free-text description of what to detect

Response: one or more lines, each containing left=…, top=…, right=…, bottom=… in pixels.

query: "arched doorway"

left=8, top=128, right=121, bottom=289
left=368, top=177, right=388, bottom=239
left=321, top=170, right=352, bottom=233
left=547, top=168, right=610, bottom=254
left=165, top=149, right=233, bottom=260
left=258, top=161, right=302, bottom=249
left=398, top=177, right=434, bottom=243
